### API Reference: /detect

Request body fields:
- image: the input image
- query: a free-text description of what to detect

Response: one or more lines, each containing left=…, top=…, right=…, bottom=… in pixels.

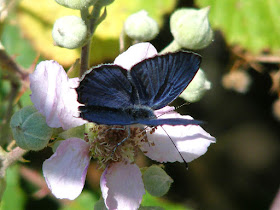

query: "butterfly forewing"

left=129, top=52, right=201, bottom=110
left=76, top=51, right=202, bottom=126
left=77, top=65, right=136, bottom=109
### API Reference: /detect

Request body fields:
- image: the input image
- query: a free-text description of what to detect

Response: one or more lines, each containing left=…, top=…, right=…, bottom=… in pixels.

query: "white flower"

left=29, top=60, right=86, bottom=130
left=41, top=42, right=215, bottom=209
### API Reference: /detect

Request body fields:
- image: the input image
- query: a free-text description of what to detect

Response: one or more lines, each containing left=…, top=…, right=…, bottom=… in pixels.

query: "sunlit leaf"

left=195, top=0, right=280, bottom=54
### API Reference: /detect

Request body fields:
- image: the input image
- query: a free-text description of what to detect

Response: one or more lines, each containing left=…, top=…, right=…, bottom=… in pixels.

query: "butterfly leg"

left=111, top=126, right=131, bottom=156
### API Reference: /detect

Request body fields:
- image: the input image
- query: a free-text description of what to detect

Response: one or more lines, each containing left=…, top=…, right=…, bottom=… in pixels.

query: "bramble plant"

left=1, top=0, right=280, bottom=209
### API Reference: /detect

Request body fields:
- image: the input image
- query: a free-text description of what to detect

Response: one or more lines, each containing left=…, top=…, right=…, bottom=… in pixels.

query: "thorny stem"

left=0, top=146, right=27, bottom=178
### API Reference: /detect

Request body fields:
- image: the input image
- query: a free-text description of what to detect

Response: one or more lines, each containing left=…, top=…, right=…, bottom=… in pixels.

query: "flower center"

left=86, top=125, right=154, bottom=168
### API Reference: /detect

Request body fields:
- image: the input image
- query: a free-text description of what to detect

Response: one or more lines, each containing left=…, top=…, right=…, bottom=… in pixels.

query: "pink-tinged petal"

left=141, top=109, right=215, bottom=163
left=114, top=42, right=157, bottom=70
left=43, top=138, right=90, bottom=200
left=30, top=60, right=86, bottom=130
left=100, top=162, right=145, bottom=210
left=154, top=106, right=176, bottom=116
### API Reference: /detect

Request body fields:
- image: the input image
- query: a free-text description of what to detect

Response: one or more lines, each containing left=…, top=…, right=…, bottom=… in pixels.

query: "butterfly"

left=76, top=51, right=201, bottom=126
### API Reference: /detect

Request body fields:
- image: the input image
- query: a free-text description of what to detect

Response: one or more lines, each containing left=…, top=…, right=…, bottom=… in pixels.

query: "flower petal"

left=30, top=60, right=86, bottom=130
left=141, top=108, right=215, bottom=163
left=114, top=42, right=157, bottom=70
left=100, top=162, right=145, bottom=210
left=43, top=138, right=90, bottom=200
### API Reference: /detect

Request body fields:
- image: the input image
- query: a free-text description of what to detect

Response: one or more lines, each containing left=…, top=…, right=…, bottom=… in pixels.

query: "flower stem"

left=160, top=40, right=181, bottom=54
left=79, top=1, right=103, bottom=76
left=80, top=43, right=91, bottom=77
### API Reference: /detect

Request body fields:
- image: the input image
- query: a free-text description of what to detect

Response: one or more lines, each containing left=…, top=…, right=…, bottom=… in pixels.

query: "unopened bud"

left=222, top=70, right=251, bottom=93
left=55, top=0, right=97, bottom=10
left=180, top=69, right=211, bottom=102
left=52, top=16, right=88, bottom=49
left=124, top=10, right=159, bottom=41
left=143, top=165, right=173, bottom=197
left=170, top=7, right=213, bottom=50
left=10, top=106, right=53, bottom=151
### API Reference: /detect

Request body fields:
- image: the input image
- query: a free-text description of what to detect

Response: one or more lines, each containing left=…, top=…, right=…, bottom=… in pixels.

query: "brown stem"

left=0, top=43, right=28, bottom=83
left=0, top=147, right=27, bottom=178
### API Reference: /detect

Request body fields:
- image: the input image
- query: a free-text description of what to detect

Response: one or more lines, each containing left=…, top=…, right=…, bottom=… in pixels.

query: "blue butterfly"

left=76, top=51, right=201, bottom=126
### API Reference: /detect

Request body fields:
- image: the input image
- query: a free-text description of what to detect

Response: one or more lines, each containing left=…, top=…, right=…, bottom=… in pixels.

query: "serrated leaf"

left=17, top=0, right=176, bottom=66
left=195, top=0, right=280, bottom=54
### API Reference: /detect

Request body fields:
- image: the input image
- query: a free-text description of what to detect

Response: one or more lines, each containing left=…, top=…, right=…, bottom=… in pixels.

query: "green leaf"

left=195, top=0, right=280, bottom=54
left=143, top=165, right=173, bottom=197
left=2, top=21, right=37, bottom=68
left=59, top=190, right=99, bottom=210
left=0, top=165, right=26, bottom=210
left=141, top=192, right=191, bottom=210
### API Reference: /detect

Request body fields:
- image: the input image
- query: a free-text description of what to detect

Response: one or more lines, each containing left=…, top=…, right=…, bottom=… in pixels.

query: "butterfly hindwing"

left=129, top=52, right=201, bottom=110
left=76, top=51, right=202, bottom=126
left=79, top=105, right=137, bottom=125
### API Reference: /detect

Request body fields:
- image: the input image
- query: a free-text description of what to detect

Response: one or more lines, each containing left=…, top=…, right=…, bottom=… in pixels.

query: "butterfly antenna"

left=156, top=102, right=190, bottom=118
left=175, top=102, right=190, bottom=110
left=160, top=126, right=189, bottom=169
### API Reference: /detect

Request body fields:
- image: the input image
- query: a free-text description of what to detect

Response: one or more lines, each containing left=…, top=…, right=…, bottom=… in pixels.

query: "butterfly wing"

left=77, top=64, right=136, bottom=109
left=79, top=106, right=138, bottom=125
left=129, top=51, right=201, bottom=110
left=138, top=118, right=202, bottom=126
left=76, top=65, right=141, bottom=125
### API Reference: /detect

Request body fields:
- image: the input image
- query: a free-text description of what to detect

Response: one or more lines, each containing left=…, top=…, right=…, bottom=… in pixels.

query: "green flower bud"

left=55, top=0, right=97, bottom=10
left=170, top=7, right=213, bottom=50
left=124, top=10, right=159, bottom=41
left=180, top=69, right=211, bottom=102
left=10, top=106, right=53, bottom=151
left=52, top=16, right=88, bottom=49
left=143, top=165, right=173, bottom=197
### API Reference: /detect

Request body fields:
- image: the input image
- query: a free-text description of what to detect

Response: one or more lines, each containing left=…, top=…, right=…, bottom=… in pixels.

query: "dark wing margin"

left=138, top=118, right=202, bottom=126
left=76, top=64, right=136, bottom=109
left=129, top=52, right=201, bottom=110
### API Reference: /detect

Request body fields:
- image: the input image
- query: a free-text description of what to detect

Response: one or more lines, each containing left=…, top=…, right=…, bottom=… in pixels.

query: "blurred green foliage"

left=195, top=0, right=280, bottom=54
left=0, top=165, right=26, bottom=210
